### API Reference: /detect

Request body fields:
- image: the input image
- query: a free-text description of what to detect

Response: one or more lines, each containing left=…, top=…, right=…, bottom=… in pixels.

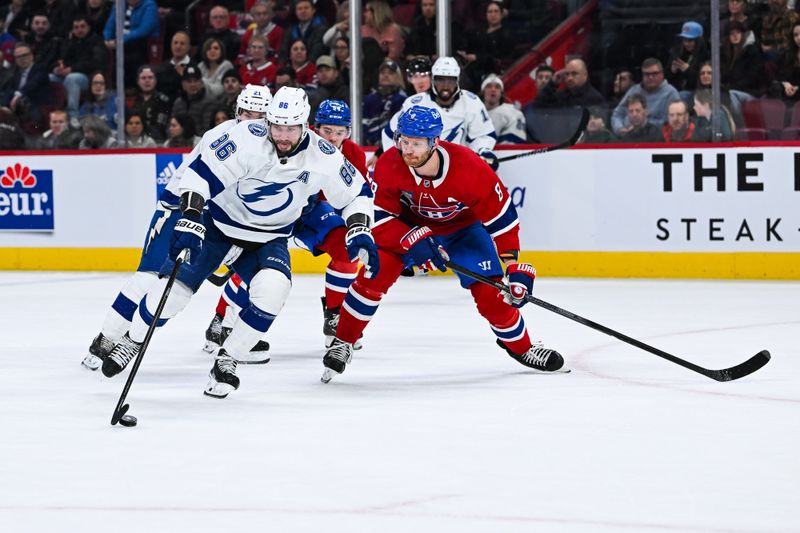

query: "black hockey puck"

left=119, top=414, right=138, bottom=427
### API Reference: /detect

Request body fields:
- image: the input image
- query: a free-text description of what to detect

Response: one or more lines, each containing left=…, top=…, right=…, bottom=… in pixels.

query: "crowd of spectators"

left=0, top=0, right=558, bottom=150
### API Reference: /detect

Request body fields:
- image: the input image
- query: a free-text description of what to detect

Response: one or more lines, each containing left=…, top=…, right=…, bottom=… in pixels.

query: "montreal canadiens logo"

left=318, top=138, right=335, bottom=154
left=407, top=193, right=465, bottom=221
left=1, top=163, right=37, bottom=188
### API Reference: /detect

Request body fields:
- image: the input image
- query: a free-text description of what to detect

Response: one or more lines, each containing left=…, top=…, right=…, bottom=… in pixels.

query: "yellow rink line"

left=1, top=248, right=798, bottom=280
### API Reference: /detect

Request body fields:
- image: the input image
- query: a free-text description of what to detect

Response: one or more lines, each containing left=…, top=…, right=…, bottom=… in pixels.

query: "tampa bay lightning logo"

left=410, top=95, right=423, bottom=104
left=318, top=138, right=335, bottom=154
left=236, top=178, right=294, bottom=216
left=248, top=122, right=267, bottom=137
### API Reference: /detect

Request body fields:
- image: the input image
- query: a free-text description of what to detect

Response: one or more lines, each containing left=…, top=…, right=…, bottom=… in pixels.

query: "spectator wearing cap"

left=287, top=39, right=317, bottom=91
left=129, top=64, right=171, bottom=142
left=480, top=73, right=526, bottom=144
left=309, top=54, right=348, bottom=122
left=760, top=0, right=800, bottom=63
left=362, top=1, right=405, bottom=62
left=103, top=0, right=160, bottom=88
left=239, top=34, right=277, bottom=89
left=239, top=1, right=284, bottom=65
left=612, top=58, right=679, bottom=134
left=217, top=68, right=242, bottom=111
left=279, top=0, right=328, bottom=64
left=199, top=6, right=241, bottom=64
left=156, top=30, right=194, bottom=105
left=361, top=59, right=406, bottom=145
left=667, top=21, right=709, bottom=100
left=171, top=64, right=219, bottom=135
left=534, top=58, right=604, bottom=108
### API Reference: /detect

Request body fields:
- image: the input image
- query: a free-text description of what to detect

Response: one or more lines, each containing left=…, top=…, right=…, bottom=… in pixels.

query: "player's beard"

left=402, top=147, right=434, bottom=168
left=272, top=138, right=298, bottom=157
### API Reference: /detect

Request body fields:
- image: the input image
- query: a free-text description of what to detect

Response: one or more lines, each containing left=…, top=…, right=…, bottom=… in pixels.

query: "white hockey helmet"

left=236, top=84, right=271, bottom=119
left=267, top=86, right=311, bottom=141
left=431, top=56, right=461, bottom=99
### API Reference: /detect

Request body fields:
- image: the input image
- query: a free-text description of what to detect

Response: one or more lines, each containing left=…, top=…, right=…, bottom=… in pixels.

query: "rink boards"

left=0, top=145, right=798, bottom=279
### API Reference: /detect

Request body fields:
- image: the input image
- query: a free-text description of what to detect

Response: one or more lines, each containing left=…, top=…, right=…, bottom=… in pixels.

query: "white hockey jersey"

left=488, top=103, right=527, bottom=144
left=180, top=122, right=372, bottom=244
left=381, top=90, right=497, bottom=154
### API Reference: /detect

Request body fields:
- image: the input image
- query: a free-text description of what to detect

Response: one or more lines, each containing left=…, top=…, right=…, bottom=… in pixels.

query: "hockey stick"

left=445, top=260, right=771, bottom=382
left=497, top=107, right=590, bottom=163
left=206, top=269, right=233, bottom=287
left=110, top=250, right=188, bottom=426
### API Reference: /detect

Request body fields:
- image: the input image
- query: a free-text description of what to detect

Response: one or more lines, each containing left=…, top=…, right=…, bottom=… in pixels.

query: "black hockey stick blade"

left=206, top=269, right=233, bottom=287
left=497, top=107, right=590, bottom=163
left=109, top=250, right=187, bottom=427
left=444, top=260, right=771, bottom=382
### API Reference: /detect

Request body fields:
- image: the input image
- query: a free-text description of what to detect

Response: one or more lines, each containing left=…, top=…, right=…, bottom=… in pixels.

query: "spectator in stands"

left=581, top=107, right=617, bottom=144
left=163, top=112, right=198, bottom=148
left=78, top=113, right=117, bottom=149
left=1, top=0, right=32, bottom=41
left=25, top=12, right=61, bottom=73
left=534, top=58, right=605, bottom=108
left=217, top=68, right=241, bottom=110
left=274, top=66, right=299, bottom=91
left=693, top=89, right=735, bottom=141
left=361, top=1, right=404, bottom=63
left=41, top=0, right=75, bottom=38
left=459, top=1, right=513, bottom=91
left=531, top=64, right=554, bottom=90
left=759, top=0, right=800, bottom=63
left=612, top=58, right=679, bottom=134
left=662, top=100, right=704, bottom=142
left=156, top=30, right=193, bottom=105
left=279, top=0, right=328, bottom=63
left=211, top=106, right=230, bottom=128
left=608, top=68, right=634, bottom=108
left=772, top=22, right=800, bottom=101
left=200, top=6, right=240, bottom=65
left=239, top=34, right=277, bottom=88
left=0, top=42, right=51, bottom=134
left=323, top=1, right=350, bottom=51
left=405, top=56, right=432, bottom=95
left=616, top=93, right=662, bottom=142
left=129, top=64, right=170, bottom=141
left=309, top=54, right=348, bottom=121
left=721, top=21, right=765, bottom=96
left=37, top=108, right=80, bottom=149
left=51, top=15, right=108, bottom=125
left=480, top=73, right=526, bottom=144
left=104, top=0, right=160, bottom=88
left=199, top=37, right=234, bottom=97
left=667, top=21, right=709, bottom=99
left=171, top=64, right=218, bottom=136
left=405, top=0, right=467, bottom=61
left=362, top=58, right=406, bottom=145
left=80, top=0, right=111, bottom=37
left=123, top=110, right=156, bottom=148
left=240, top=1, right=284, bottom=64
left=332, top=36, right=350, bottom=80
left=721, top=0, right=755, bottom=41
left=0, top=106, right=26, bottom=149
left=287, top=38, right=317, bottom=91
left=78, top=71, right=117, bottom=130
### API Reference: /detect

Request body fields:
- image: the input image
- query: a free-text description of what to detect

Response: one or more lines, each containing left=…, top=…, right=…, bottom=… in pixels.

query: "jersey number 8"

left=211, top=133, right=237, bottom=161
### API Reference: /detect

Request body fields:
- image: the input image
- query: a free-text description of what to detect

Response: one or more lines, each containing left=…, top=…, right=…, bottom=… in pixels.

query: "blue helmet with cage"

left=315, top=99, right=352, bottom=127
left=396, top=105, right=443, bottom=140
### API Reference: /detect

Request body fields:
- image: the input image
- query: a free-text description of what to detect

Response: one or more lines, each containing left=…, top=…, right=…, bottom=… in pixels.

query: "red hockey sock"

left=469, top=283, right=531, bottom=355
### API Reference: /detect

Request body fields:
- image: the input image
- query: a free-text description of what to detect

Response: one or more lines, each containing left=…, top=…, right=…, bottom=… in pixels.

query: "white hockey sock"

left=101, top=271, right=157, bottom=341
left=129, top=279, right=194, bottom=343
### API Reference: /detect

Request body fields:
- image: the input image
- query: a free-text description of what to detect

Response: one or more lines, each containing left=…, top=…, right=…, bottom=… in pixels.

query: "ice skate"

left=102, top=333, right=142, bottom=377
left=81, top=333, right=115, bottom=371
left=203, top=313, right=224, bottom=352
left=322, top=297, right=362, bottom=350
left=321, top=337, right=353, bottom=383
left=204, top=349, right=240, bottom=398
left=497, top=340, right=570, bottom=373
left=219, top=327, right=270, bottom=364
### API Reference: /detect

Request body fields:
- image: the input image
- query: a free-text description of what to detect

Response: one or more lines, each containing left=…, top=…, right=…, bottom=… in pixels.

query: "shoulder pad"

left=465, top=91, right=478, bottom=100
left=317, top=138, right=336, bottom=155
left=247, top=122, right=268, bottom=137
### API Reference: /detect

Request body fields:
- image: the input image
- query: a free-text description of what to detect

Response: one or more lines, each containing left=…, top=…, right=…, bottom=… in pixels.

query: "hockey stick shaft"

left=111, top=251, right=187, bottom=425
left=497, top=107, right=590, bottom=163
left=444, top=261, right=770, bottom=382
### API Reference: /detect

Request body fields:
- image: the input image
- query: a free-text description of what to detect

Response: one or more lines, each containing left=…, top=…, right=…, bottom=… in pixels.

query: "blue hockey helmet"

left=314, top=99, right=351, bottom=127
left=396, top=105, right=443, bottom=139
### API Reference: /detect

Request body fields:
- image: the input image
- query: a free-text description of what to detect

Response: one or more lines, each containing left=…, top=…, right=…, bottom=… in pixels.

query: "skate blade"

left=204, top=379, right=235, bottom=398
left=527, top=366, right=571, bottom=374
left=234, top=355, right=271, bottom=365
left=81, top=354, right=102, bottom=371
left=321, top=367, right=340, bottom=383
left=203, top=340, right=220, bottom=353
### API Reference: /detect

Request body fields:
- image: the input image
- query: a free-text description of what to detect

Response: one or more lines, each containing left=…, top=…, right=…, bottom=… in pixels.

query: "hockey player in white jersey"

left=480, top=74, right=527, bottom=144
left=381, top=56, right=499, bottom=170
left=81, top=84, right=272, bottom=371
left=102, top=87, right=379, bottom=399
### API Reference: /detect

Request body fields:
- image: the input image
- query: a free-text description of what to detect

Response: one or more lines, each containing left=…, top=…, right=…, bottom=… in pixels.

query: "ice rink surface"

left=0, top=271, right=797, bottom=533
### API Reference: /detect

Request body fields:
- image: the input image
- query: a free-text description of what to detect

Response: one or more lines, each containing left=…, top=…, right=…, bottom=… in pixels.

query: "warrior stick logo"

left=0, top=163, right=54, bottom=231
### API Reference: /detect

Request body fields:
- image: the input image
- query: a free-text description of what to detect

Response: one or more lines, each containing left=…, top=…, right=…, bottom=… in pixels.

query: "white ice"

left=0, top=272, right=797, bottom=533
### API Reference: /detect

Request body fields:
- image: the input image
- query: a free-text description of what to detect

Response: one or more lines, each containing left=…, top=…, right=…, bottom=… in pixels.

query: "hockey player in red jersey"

left=321, top=105, right=566, bottom=382
left=204, top=100, right=368, bottom=352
